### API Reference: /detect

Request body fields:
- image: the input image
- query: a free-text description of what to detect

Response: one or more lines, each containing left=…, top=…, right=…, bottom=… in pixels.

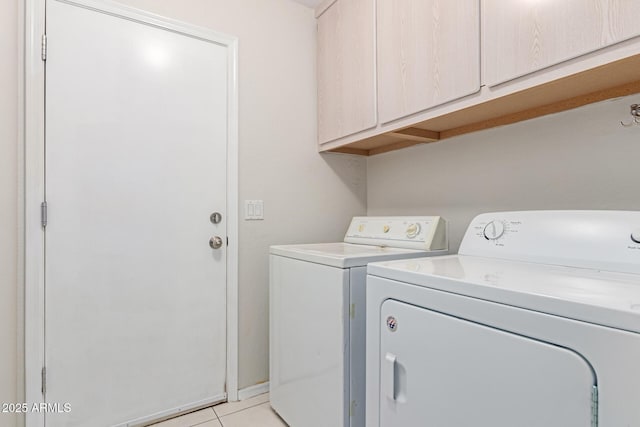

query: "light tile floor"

left=151, top=393, right=288, bottom=427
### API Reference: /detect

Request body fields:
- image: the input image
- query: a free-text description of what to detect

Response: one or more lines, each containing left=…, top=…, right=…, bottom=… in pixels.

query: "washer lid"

left=368, top=255, right=640, bottom=334
left=270, top=243, right=446, bottom=268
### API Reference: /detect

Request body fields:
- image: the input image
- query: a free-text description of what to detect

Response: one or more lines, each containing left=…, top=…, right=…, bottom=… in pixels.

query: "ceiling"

left=291, top=0, right=323, bottom=8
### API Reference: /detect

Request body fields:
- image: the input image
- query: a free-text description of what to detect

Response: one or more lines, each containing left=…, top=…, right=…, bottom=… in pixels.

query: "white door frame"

left=23, top=1, right=239, bottom=425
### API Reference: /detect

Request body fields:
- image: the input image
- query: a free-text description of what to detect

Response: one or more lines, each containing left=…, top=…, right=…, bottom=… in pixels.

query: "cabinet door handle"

left=382, top=352, right=397, bottom=401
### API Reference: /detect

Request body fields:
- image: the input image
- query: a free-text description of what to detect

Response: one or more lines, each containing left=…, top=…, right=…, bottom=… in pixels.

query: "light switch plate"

left=245, top=200, right=264, bottom=220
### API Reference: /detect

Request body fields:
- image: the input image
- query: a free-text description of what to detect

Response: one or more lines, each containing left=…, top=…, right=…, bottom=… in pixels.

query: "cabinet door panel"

left=484, top=0, right=640, bottom=87
left=377, top=0, right=480, bottom=124
left=318, top=0, right=376, bottom=144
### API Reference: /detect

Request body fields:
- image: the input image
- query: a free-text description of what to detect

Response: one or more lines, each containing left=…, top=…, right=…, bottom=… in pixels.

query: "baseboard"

left=237, top=382, right=269, bottom=401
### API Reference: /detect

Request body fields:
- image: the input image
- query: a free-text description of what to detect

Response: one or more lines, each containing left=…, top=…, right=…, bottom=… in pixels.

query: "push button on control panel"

left=631, top=230, right=640, bottom=244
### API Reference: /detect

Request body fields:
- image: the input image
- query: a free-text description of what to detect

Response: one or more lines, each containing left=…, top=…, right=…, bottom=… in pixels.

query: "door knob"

left=209, top=236, right=223, bottom=249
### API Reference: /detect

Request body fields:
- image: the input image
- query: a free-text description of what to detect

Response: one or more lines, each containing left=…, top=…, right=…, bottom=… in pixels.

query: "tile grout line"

left=216, top=403, right=274, bottom=427
left=188, top=407, right=219, bottom=427
left=212, top=396, right=269, bottom=419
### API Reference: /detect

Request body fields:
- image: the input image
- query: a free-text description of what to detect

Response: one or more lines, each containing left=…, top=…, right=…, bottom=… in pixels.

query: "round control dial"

left=483, top=221, right=505, bottom=240
left=632, top=230, right=640, bottom=244
left=406, top=223, right=421, bottom=239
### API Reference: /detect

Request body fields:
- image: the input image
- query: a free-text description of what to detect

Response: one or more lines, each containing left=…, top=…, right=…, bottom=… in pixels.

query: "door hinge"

left=41, top=34, right=47, bottom=61
left=41, top=366, right=47, bottom=395
left=41, top=201, right=48, bottom=228
left=350, top=303, right=356, bottom=319
left=591, top=385, right=599, bottom=427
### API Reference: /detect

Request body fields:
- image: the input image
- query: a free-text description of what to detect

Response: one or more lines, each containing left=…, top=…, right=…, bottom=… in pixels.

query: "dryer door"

left=379, top=300, right=596, bottom=427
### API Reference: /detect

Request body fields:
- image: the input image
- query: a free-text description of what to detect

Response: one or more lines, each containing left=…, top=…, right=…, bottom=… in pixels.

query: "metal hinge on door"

left=41, top=366, right=47, bottom=395
left=41, top=34, right=47, bottom=61
left=591, top=385, right=599, bottom=427
left=41, top=201, right=48, bottom=228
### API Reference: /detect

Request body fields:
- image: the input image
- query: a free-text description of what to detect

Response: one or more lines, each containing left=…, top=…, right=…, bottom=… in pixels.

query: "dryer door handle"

left=382, top=352, right=397, bottom=401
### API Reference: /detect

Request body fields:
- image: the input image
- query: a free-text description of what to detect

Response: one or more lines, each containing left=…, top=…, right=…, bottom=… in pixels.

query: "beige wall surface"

left=367, top=94, right=640, bottom=252
left=0, top=0, right=18, bottom=424
left=2, top=0, right=366, bottom=405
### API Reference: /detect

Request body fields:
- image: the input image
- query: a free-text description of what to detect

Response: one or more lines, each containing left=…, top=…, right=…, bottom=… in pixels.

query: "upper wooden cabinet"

left=316, top=0, right=640, bottom=155
left=483, top=0, right=640, bottom=86
left=317, top=0, right=376, bottom=144
left=377, top=0, right=480, bottom=124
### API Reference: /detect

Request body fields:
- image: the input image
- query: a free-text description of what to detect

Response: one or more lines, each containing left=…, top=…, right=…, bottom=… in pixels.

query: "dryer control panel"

left=344, top=216, right=447, bottom=251
left=459, top=211, right=640, bottom=275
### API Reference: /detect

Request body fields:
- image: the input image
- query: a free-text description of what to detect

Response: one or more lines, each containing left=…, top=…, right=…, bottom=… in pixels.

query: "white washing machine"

left=366, top=211, right=640, bottom=427
left=269, top=216, right=448, bottom=427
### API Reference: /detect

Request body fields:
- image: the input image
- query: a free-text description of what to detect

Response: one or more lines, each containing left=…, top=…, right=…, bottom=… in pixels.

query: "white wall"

left=0, top=0, right=19, bottom=424
left=2, top=0, right=366, bottom=406
left=368, top=95, right=640, bottom=251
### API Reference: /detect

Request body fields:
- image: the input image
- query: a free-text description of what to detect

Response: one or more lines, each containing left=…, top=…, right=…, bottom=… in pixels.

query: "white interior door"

left=379, top=299, right=596, bottom=427
left=44, top=1, right=229, bottom=425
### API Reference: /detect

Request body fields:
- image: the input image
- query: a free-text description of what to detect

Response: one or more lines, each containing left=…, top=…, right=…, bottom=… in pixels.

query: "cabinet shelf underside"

left=326, top=54, right=640, bottom=156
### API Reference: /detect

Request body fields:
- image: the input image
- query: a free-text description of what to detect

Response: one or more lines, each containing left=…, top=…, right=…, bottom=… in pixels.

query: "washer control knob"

left=406, top=223, right=421, bottom=239
left=631, top=230, right=640, bottom=244
left=483, top=221, right=505, bottom=240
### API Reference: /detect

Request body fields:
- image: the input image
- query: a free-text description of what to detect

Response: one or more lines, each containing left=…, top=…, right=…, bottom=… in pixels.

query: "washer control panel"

left=344, top=216, right=447, bottom=250
left=459, top=211, right=640, bottom=275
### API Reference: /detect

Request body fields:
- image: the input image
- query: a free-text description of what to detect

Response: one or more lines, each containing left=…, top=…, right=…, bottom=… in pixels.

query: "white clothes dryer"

left=366, top=211, right=640, bottom=427
left=270, top=216, right=448, bottom=427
